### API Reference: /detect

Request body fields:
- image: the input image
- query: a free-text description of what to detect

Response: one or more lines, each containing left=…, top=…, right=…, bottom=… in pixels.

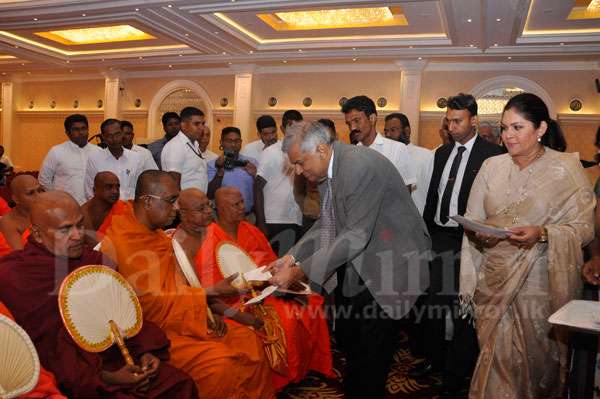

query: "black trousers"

left=334, top=265, right=399, bottom=399
left=412, top=226, right=479, bottom=382
left=265, top=223, right=300, bottom=257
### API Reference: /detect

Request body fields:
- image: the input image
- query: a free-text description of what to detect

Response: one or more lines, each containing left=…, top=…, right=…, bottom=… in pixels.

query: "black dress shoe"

left=407, top=361, right=435, bottom=378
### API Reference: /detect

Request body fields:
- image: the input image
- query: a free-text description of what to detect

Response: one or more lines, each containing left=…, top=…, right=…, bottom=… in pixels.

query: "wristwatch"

left=538, top=226, right=548, bottom=243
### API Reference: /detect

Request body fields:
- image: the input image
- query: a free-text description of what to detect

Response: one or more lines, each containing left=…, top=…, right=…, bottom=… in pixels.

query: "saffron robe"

left=0, top=239, right=198, bottom=399
left=0, top=228, right=31, bottom=257
left=101, top=203, right=274, bottom=399
left=0, top=301, right=66, bottom=399
left=97, top=200, right=129, bottom=239
left=195, top=221, right=334, bottom=390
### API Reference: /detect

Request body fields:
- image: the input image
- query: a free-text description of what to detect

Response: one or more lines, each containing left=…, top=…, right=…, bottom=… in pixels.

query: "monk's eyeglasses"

left=144, top=194, right=178, bottom=205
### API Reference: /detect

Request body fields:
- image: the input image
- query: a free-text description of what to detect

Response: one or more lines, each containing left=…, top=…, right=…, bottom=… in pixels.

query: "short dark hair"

left=64, top=114, right=88, bottom=132
left=447, top=93, right=478, bottom=117
left=161, top=112, right=180, bottom=126
left=100, top=118, right=121, bottom=135
left=221, top=126, right=241, bottom=140
left=341, top=95, right=377, bottom=117
left=180, top=107, right=204, bottom=122
left=120, top=120, right=133, bottom=131
left=317, top=118, right=337, bottom=140
left=281, top=110, right=303, bottom=128
left=385, top=113, right=410, bottom=129
left=256, top=115, right=276, bottom=132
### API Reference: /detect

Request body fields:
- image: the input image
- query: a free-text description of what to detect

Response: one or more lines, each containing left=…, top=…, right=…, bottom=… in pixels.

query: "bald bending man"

left=81, top=171, right=127, bottom=245
left=0, top=175, right=45, bottom=250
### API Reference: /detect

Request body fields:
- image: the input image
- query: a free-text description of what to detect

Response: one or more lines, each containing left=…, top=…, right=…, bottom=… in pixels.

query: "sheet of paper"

left=244, top=285, right=278, bottom=306
left=451, top=215, right=510, bottom=238
left=243, top=266, right=272, bottom=282
left=548, top=300, right=600, bottom=333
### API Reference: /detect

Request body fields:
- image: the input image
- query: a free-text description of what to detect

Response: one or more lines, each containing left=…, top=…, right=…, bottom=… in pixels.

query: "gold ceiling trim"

left=0, top=31, right=187, bottom=55
left=35, top=25, right=156, bottom=45
left=257, top=7, right=408, bottom=31
left=0, top=55, right=17, bottom=59
left=214, top=13, right=444, bottom=43
left=567, top=0, right=600, bottom=20
left=523, top=0, right=600, bottom=35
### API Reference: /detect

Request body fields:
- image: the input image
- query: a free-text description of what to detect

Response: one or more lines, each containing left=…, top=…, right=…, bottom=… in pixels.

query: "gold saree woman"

left=459, top=149, right=595, bottom=398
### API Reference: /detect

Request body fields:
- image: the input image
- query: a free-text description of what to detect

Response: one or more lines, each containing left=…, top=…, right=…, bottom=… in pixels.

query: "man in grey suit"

left=269, top=121, right=431, bottom=398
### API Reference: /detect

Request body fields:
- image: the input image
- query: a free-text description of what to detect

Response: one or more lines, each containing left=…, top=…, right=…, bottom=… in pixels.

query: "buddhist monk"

left=81, top=171, right=128, bottom=245
left=0, top=191, right=198, bottom=399
left=0, top=175, right=44, bottom=251
left=0, top=301, right=66, bottom=399
left=101, top=170, right=274, bottom=399
left=190, top=186, right=333, bottom=390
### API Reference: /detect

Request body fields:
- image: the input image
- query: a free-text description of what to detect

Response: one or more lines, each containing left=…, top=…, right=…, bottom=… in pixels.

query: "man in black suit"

left=413, top=93, right=503, bottom=395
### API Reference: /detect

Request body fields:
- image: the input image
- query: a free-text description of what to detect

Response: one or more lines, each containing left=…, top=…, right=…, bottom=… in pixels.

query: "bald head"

left=133, top=170, right=179, bottom=230
left=135, top=170, right=176, bottom=199
left=30, top=191, right=85, bottom=259
left=178, top=188, right=213, bottom=234
left=178, top=188, right=208, bottom=210
left=11, top=174, right=45, bottom=211
left=93, top=171, right=120, bottom=205
left=215, top=187, right=245, bottom=224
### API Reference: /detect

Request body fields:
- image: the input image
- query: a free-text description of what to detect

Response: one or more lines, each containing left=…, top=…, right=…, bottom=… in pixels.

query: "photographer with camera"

left=207, top=127, right=257, bottom=215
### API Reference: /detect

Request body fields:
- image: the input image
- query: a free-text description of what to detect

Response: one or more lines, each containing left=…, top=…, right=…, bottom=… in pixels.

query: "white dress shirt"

left=407, top=143, right=434, bottom=215
left=131, top=144, right=158, bottom=171
left=240, top=140, right=266, bottom=163
left=358, top=133, right=417, bottom=186
left=202, top=149, right=218, bottom=162
left=84, top=147, right=145, bottom=201
left=434, top=134, right=477, bottom=227
left=161, top=131, right=208, bottom=192
left=39, top=141, right=103, bottom=204
left=257, top=141, right=302, bottom=225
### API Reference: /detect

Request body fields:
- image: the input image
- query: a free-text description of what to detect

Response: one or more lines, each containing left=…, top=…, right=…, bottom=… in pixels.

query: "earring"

left=537, top=137, right=541, bottom=142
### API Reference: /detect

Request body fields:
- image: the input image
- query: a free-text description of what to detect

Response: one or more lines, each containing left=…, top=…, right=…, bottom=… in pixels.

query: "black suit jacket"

left=423, top=135, right=504, bottom=232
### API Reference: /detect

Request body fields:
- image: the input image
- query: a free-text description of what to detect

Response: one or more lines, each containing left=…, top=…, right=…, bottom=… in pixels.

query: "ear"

left=470, top=115, right=479, bottom=127
left=369, top=113, right=377, bottom=125
left=316, top=143, right=327, bottom=158
left=30, top=226, right=43, bottom=243
left=537, top=120, right=548, bottom=139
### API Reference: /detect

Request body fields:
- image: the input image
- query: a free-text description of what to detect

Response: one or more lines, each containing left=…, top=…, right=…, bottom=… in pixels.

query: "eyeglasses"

left=144, top=194, right=178, bottom=205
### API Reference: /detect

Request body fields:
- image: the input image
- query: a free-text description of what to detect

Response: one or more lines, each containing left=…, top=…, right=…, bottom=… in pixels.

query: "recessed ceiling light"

left=249, top=50, right=254, bottom=54
left=231, top=0, right=236, bottom=2
left=66, top=60, right=70, bottom=63
left=560, top=42, right=565, bottom=45
left=21, top=63, right=25, bottom=66
left=493, top=43, right=498, bottom=46
left=496, top=18, right=502, bottom=22
left=352, top=47, right=356, bottom=50
left=167, top=4, right=173, bottom=8
left=228, top=62, right=232, bottom=65
left=101, top=58, right=104, bottom=61
left=409, top=45, right=413, bottom=48
left=352, top=58, right=357, bottom=61
left=184, top=33, right=189, bottom=37
left=418, top=57, right=422, bottom=60
left=82, top=13, right=86, bottom=16
left=69, top=69, right=73, bottom=72
left=35, top=25, right=156, bottom=45
left=298, top=49, right=303, bottom=52
left=27, top=71, right=31, bottom=74
left=214, top=31, right=219, bottom=35
left=33, top=18, right=38, bottom=21
left=507, top=56, right=512, bottom=59
left=1, top=72, right=6, bottom=75
left=135, top=8, right=139, bottom=11
left=168, top=64, right=172, bottom=68
left=178, top=53, right=183, bottom=57
left=109, top=67, right=113, bottom=70
left=139, top=56, right=143, bottom=59
left=282, top=60, right=287, bottom=63
left=467, top=18, right=472, bottom=22
left=14, top=45, right=19, bottom=48
left=469, top=44, right=474, bottom=47
left=222, top=51, right=227, bottom=55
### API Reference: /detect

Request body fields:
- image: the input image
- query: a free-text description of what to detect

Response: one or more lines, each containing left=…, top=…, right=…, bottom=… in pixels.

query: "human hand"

left=206, top=273, right=247, bottom=297
left=100, top=364, right=149, bottom=389
left=139, top=352, right=160, bottom=379
left=474, top=232, right=502, bottom=248
left=268, top=256, right=305, bottom=289
left=234, top=311, right=264, bottom=329
left=208, top=314, right=228, bottom=337
left=508, top=226, right=542, bottom=248
left=582, top=257, right=600, bottom=285
left=265, top=254, right=295, bottom=274
left=215, top=155, right=225, bottom=168
left=244, top=162, right=257, bottom=177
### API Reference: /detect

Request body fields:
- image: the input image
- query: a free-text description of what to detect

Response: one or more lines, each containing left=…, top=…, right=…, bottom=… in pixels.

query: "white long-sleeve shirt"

left=130, top=144, right=158, bottom=171
left=358, top=133, right=417, bottom=186
left=39, top=140, right=103, bottom=204
left=161, top=131, right=208, bottom=192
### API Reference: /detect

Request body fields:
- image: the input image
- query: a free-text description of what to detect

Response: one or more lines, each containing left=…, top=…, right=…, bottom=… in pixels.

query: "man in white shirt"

left=39, top=114, right=103, bottom=204
left=199, top=125, right=218, bottom=162
left=241, top=114, right=283, bottom=162
left=384, top=113, right=433, bottom=215
left=342, top=96, right=416, bottom=190
left=254, top=121, right=302, bottom=256
left=161, top=107, right=208, bottom=192
left=84, top=119, right=148, bottom=200
left=120, top=120, right=158, bottom=170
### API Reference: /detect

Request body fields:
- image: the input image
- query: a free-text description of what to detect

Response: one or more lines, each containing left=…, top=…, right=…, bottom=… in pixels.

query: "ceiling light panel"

left=35, top=25, right=156, bottom=45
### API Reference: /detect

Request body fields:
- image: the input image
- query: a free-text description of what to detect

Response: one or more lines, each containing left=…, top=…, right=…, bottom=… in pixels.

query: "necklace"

left=501, top=147, right=545, bottom=225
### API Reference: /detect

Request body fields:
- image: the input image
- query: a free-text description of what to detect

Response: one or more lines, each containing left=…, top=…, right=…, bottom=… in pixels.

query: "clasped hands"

left=266, top=254, right=306, bottom=289
left=473, top=225, right=543, bottom=249
left=100, top=352, right=160, bottom=392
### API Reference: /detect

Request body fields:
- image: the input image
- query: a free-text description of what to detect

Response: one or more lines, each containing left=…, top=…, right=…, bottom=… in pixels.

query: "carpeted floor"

left=278, top=329, right=466, bottom=399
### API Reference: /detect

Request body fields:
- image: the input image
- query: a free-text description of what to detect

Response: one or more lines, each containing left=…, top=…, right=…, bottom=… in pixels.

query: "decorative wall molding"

left=557, top=113, right=600, bottom=123
left=419, top=111, right=445, bottom=121
left=121, top=110, right=148, bottom=117
left=16, top=110, right=104, bottom=117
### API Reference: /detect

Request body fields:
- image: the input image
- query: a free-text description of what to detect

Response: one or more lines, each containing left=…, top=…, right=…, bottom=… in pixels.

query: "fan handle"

left=109, top=320, right=134, bottom=366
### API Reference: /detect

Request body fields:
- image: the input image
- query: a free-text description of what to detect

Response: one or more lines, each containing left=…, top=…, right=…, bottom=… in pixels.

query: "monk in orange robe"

left=0, top=175, right=44, bottom=253
left=187, top=186, right=333, bottom=390
left=101, top=170, right=274, bottom=399
left=0, top=301, right=66, bottom=399
left=0, top=196, right=10, bottom=216
left=81, top=171, right=128, bottom=245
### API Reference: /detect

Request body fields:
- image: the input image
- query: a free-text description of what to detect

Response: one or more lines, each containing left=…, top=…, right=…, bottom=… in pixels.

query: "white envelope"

left=548, top=300, right=600, bottom=333
left=243, top=266, right=272, bottom=282
left=244, top=285, right=278, bottom=306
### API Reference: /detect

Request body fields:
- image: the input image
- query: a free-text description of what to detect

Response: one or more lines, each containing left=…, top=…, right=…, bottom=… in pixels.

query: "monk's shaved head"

left=135, top=170, right=175, bottom=199
left=178, top=188, right=208, bottom=210
left=93, top=171, right=120, bottom=205
left=30, top=191, right=85, bottom=258
left=94, top=171, right=118, bottom=188
left=133, top=170, right=179, bottom=230
left=10, top=174, right=45, bottom=210
left=215, top=187, right=245, bottom=224
left=178, top=188, right=213, bottom=235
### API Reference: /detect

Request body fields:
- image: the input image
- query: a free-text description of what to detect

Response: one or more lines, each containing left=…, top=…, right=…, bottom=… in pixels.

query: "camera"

left=223, top=149, right=248, bottom=170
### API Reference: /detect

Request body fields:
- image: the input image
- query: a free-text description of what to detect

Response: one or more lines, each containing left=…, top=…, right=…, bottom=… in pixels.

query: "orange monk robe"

left=96, top=200, right=128, bottom=239
left=0, top=302, right=66, bottom=399
left=101, top=203, right=274, bottom=399
left=195, top=221, right=334, bottom=390
left=0, top=228, right=31, bottom=257
left=0, top=197, right=10, bottom=216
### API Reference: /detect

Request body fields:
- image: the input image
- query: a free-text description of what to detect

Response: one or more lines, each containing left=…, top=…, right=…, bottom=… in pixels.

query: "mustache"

left=350, top=129, right=361, bottom=135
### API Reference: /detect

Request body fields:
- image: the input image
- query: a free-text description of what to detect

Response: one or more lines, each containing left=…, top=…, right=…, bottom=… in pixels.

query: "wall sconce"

left=268, top=97, right=277, bottom=107
left=436, top=97, right=448, bottom=109
left=97, top=99, right=103, bottom=108
left=134, top=98, right=142, bottom=108
left=569, top=98, right=582, bottom=112
left=28, top=100, right=34, bottom=109
left=73, top=100, right=79, bottom=109
left=339, top=97, right=348, bottom=107
left=302, top=97, right=312, bottom=107
left=220, top=97, right=229, bottom=107
left=376, top=97, right=387, bottom=108
left=49, top=100, right=56, bottom=109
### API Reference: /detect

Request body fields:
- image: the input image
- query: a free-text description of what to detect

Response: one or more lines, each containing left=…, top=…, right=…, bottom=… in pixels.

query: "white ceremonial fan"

left=0, top=314, right=40, bottom=399
left=58, top=265, right=143, bottom=366
left=216, top=242, right=262, bottom=288
left=172, top=238, right=202, bottom=288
